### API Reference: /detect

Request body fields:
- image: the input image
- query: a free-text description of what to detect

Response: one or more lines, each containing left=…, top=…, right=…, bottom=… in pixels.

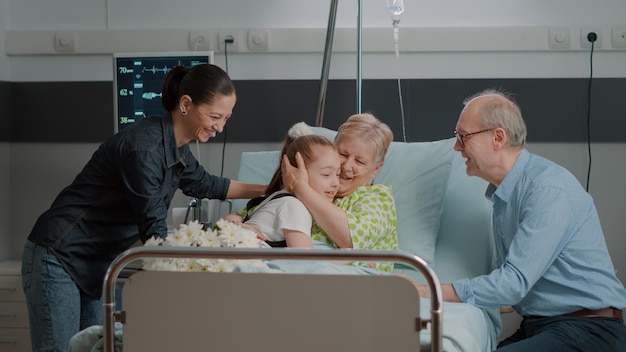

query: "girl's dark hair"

left=161, top=64, right=235, bottom=112
left=265, top=134, right=336, bottom=195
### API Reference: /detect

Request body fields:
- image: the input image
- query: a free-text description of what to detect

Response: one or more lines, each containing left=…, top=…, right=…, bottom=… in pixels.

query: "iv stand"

left=315, top=0, right=363, bottom=127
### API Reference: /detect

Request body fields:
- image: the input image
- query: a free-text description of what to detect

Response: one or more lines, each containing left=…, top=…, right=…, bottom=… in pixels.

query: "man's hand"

left=416, top=283, right=431, bottom=298
left=400, top=277, right=462, bottom=303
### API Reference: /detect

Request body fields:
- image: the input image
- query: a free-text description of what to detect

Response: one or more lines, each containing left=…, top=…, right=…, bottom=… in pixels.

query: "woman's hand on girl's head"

left=281, top=152, right=309, bottom=194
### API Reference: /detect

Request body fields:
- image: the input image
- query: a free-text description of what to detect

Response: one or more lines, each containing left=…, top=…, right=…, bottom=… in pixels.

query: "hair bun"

left=287, top=122, right=314, bottom=139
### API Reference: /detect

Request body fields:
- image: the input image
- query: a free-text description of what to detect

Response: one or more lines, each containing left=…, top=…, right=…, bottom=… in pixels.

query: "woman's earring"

left=368, top=177, right=375, bottom=185
left=182, top=111, right=187, bottom=116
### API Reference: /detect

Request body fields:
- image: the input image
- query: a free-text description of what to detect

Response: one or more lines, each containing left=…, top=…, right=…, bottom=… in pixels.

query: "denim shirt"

left=452, top=149, right=626, bottom=316
left=28, top=114, right=230, bottom=298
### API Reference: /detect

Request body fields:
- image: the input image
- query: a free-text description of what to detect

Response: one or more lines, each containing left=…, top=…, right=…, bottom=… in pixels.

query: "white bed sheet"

left=419, top=298, right=500, bottom=352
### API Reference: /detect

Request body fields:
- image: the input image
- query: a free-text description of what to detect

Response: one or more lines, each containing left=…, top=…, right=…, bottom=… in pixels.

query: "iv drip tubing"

left=393, top=25, right=400, bottom=58
left=397, top=78, right=407, bottom=142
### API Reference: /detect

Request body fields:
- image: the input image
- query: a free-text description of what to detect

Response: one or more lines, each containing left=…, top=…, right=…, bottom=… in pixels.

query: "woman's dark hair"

left=161, top=64, right=235, bottom=112
left=265, top=134, right=336, bottom=195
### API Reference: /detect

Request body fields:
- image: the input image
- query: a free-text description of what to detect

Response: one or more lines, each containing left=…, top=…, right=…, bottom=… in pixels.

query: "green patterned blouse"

left=311, top=184, right=399, bottom=272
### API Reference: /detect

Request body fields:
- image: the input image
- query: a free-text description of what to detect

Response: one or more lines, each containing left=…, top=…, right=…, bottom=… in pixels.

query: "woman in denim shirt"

left=22, top=64, right=265, bottom=351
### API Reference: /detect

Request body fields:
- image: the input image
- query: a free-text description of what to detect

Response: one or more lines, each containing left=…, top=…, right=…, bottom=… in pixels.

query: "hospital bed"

left=102, top=247, right=442, bottom=352
left=94, top=127, right=500, bottom=352
left=230, top=127, right=502, bottom=351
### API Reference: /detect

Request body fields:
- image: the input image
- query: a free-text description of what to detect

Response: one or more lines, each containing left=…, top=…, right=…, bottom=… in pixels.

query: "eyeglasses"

left=454, top=128, right=494, bottom=147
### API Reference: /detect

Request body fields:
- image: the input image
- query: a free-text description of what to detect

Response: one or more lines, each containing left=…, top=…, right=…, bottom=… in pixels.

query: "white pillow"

left=232, top=151, right=281, bottom=212
left=377, top=138, right=455, bottom=265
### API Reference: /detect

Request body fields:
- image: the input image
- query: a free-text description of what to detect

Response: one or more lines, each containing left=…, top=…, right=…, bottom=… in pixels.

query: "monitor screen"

left=113, top=51, right=214, bottom=133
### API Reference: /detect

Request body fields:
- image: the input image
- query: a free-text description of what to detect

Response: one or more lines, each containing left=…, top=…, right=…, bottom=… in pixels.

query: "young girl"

left=230, top=122, right=341, bottom=248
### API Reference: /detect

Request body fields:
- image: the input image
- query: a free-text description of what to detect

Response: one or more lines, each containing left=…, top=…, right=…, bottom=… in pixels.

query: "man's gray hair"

left=463, top=88, right=527, bottom=147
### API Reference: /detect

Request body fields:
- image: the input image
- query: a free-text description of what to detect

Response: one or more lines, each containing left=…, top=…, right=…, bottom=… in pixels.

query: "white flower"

left=144, top=236, right=164, bottom=246
left=287, top=122, right=313, bottom=139
left=142, top=220, right=268, bottom=272
left=239, top=233, right=261, bottom=247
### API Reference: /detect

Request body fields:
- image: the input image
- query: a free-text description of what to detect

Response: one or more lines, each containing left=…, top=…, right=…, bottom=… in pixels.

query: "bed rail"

left=102, top=247, right=443, bottom=352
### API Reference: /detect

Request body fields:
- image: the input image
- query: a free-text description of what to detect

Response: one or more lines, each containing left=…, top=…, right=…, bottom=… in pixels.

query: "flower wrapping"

left=142, top=219, right=269, bottom=272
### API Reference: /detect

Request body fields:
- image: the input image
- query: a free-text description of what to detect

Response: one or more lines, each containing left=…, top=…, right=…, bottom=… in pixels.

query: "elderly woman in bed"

left=282, top=113, right=398, bottom=272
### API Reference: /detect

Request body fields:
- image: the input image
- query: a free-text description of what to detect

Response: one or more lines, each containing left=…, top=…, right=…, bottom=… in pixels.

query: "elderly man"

left=418, top=88, right=626, bottom=351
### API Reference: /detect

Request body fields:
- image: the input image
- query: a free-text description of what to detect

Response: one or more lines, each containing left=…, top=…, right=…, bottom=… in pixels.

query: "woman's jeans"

left=497, top=315, right=626, bottom=351
left=21, top=240, right=103, bottom=352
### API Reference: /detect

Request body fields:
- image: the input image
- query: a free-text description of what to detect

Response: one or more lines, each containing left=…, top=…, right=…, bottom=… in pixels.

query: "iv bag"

left=387, top=0, right=404, bottom=18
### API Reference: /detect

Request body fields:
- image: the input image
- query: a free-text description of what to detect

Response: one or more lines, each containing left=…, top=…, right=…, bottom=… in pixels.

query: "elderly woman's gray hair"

left=335, top=113, right=393, bottom=164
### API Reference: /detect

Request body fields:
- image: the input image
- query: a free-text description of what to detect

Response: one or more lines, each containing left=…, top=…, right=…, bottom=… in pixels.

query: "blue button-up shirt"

left=453, top=149, right=626, bottom=316
left=28, top=114, right=230, bottom=298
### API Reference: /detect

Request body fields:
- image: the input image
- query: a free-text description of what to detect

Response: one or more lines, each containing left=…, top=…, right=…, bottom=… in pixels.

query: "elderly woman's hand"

left=281, top=152, right=309, bottom=194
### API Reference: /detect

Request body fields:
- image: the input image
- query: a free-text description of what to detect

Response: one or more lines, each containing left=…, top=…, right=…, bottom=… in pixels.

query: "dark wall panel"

left=11, top=82, right=113, bottom=143
left=0, top=82, right=11, bottom=142
left=5, top=78, right=626, bottom=143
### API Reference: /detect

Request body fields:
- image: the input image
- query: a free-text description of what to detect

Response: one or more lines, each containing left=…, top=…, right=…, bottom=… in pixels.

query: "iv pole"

left=315, top=0, right=363, bottom=127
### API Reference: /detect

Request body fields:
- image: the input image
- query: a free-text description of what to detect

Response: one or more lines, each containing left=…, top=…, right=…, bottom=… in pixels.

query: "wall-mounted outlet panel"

left=580, top=27, right=602, bottom=49
left=54, top=31, right=76, bottom=53
left=548, top=28, right=570, bottom=49
left=218, top=30, right=240, bottom=52
left=611, top=27, right=626, bottom=49
left=8, top=26, right=626, bottom=56
left=189, top=30, right=212, bottom=51
left=248, top=29, right=270, bottom=51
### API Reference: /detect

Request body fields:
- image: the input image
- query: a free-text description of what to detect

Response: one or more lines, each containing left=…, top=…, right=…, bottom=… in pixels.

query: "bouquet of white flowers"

left=142, top=219, right=269, bottom=272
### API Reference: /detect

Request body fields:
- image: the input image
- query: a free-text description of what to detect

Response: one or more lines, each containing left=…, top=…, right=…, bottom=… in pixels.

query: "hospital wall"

left=1, top=0, right=625, bottom=285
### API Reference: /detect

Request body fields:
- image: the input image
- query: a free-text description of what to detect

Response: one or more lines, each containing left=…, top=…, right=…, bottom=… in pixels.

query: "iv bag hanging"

left=386, top=0, right=405, bottom=58
left=387, top=0, right=405, bottom=18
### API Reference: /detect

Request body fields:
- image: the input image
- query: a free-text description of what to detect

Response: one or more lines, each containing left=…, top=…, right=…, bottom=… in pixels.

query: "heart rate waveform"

left=141, top=65, right=171, bottom=74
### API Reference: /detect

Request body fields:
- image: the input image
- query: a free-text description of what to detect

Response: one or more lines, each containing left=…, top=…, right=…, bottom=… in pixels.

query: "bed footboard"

left=102, top=247, right=443, bottom=352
